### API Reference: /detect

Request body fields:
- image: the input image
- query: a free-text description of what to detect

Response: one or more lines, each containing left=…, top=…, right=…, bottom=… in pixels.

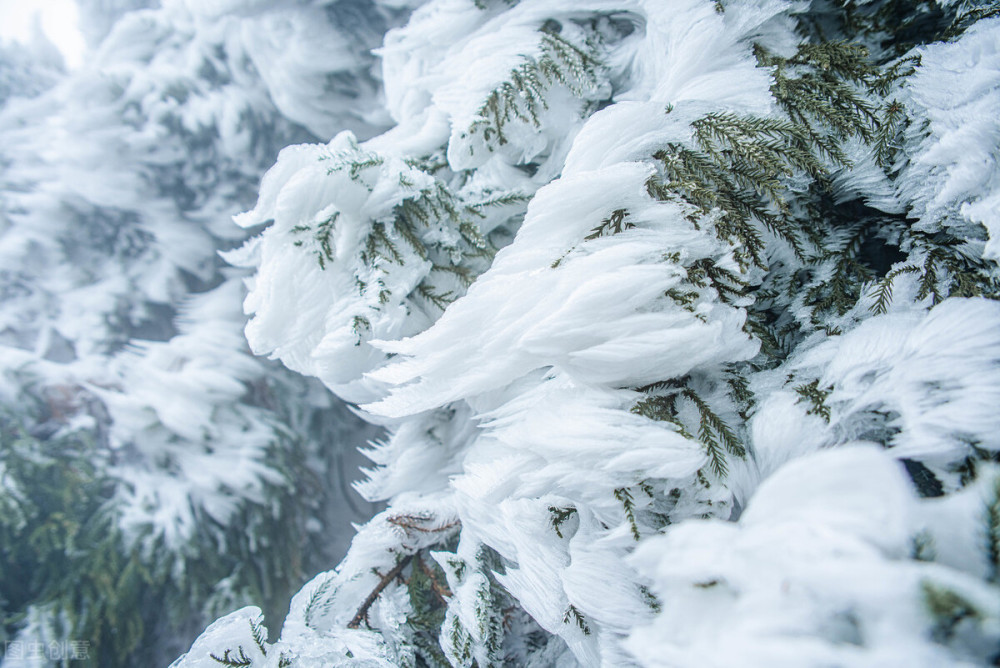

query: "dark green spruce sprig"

left=466, top=24, right=603, bottom=147
left=632, top=382, right=746, bottom=479
left=649, top=111, right=827, bottom=267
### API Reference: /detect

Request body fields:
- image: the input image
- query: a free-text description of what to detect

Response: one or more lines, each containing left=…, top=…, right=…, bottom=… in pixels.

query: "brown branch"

left=387, top=514, right=461, bottom=534
left=415, top=553, right=453, bottom=604
left=347, top=555, right=413, bottom=629
left=502, top=605, right=517, bottom=631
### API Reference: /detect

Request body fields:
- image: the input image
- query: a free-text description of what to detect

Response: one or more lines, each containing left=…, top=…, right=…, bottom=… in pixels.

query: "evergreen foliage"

left=0, top=393, right=370, bottom=667
left=307, top=140, right=498, bottom=317
left=0, top=410, right=140, bottom=665
left=632, top=385, right=746, bottom=479
left=467, top=27, right=603, bottom=149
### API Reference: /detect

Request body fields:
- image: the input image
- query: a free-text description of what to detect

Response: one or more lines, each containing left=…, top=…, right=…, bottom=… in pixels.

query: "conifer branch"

left=210, top=647, right=253, bottom=667
left=639, top=585, right=662, bottom=612
left=304, top=575, right=337, bottom=629
left=415, top=283, right=456, bottom=311
left=431, top=263, right=476, bottom=287
left=632, top=385, right=745, bottom=479
left=548, top=506, right=577, bottom=539
left=743, top=312, right=794, bottom=361
left=870, top=55, right=921, bottom=97
left=468, top=191, right=531, bottom=210
left=631, top=393, right=694, bottom=440
left=249, top=617, right=267, bottom=657
left=308, top=145, right=506, bottom=321
left=585, top=208, right=633, bottom=240
left=757, top=42, right=880, bottom=148
left=803, top=220, right=877, bottom=317
left=468, top=28, right=602, bottom=146
left=650, top=108, right=842, bottom=267
left=316, top=213, right=338, bottom=264
left=351, top=315, right=371, bottom=345
left=943, top=1, right=1000, bottom=40
left=874, top=99, right=907, bottom=169
left=614, top=487, right=641, bottom=541
left=404, top=551, right=454, bottom=667
left=682, top=388, right=746, bottom=462
left=563, top=605, right=591, bottom=635
left=348, top=555, right=414, bottom=629
left=685, top=258, right=750, bottom=305
left=320, top=146, right=385, bottom=179
left=794, top=379, right=832, bottom=422
left=725, top=372, right=753, bottom=407
left=870, top=264, right=921, bottom=314
left=866, top=231, right=1000, bottom=316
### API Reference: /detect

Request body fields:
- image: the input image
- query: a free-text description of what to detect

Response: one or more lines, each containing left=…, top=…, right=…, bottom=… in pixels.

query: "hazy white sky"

left=0, top=0, right=86, bottom=68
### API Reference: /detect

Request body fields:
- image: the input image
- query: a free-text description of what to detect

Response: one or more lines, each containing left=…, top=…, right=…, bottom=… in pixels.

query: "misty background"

left=0, top=1, right=399, bottom=664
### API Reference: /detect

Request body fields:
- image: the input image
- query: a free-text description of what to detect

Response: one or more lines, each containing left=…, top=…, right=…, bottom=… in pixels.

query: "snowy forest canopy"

left=1, top=0, right=1000, bottom=667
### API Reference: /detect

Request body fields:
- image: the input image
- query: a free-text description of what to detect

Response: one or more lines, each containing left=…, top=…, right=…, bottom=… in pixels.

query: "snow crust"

left=628, top=447, right=1000, bottom=668
left=898, top=17, right=1000, bottom=261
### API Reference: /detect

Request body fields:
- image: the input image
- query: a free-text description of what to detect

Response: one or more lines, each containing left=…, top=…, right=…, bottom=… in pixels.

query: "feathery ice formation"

left=168, top=0, right=1000, bottom=666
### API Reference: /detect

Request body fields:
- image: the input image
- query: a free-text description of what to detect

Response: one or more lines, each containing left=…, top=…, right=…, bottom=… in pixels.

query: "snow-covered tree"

left=0, top=1, right=414, bottom=665
left=162, top=0, right=1000, bottom=665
